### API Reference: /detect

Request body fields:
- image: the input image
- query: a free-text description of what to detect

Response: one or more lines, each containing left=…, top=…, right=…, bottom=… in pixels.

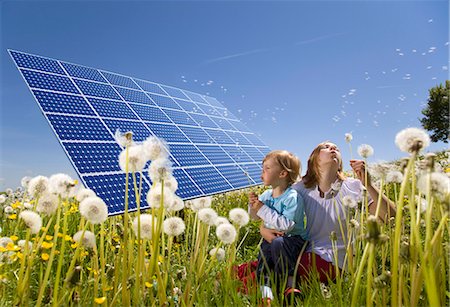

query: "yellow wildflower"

left=45, top=235, right=53, bottom=240
left=94, top=297, right=106, bottom=304
left=12, top=201, right=21, bottom=209
left=41, top=242, right=53, bottom=249
left=71, top=243, right=78, bottom=249
left=64, top=235, right=72, bottom=241
left=145, top=282, right=152, bottom=288
left=10, top=235, right=18, bottom=241
left=41, top=253, right=50, bottom=261
left=7, top=214, right=17, bottom=220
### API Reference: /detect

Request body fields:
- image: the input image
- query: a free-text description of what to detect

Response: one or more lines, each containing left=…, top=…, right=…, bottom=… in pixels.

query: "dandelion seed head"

left=75, top=188, right=97, bottom=203
left=152, top=175, right=178, bottom=193
left=214, top=216, right=230, bottom=227
left=27, top=176, right=49, bottom=198
left=4, top=206, right=13, bottom=214
left=48, top=173, right=77, bottom=198
left=146, top=187, right=174, bottom=208
left=209, top=247, right=226, bottom=261
left=345, top=133, right=353, bottom=143
left=0, top=195, right=6, bottom=204
left=23, top=202, right=33, bottom=209
left=395, top=127, right=430, bottom=153
left=190, top=197, right=212, bottom=212
left=228, top=208, right=250, bottom=227
left=386, top=170, right=403, bottom=183
left=357, top=144, right=374, bottom=158
left=417, top=172, right=450, bottom=201
left=118, top=145, right=147, bottom=173
left=198, top=208, right=218, bottom=226
left=17, top=240, right=33, bottom=250
left=21, top=176, right=32, bottom=188
left=342, top=195, right=357, bottom=209
left=216, top=223, right=237, bottom=244
left=73, top=230, right=96, bottom=249
left=132, top=214, right=154, bottom=239
left=166, top=195, right=185, bottom=212
left=369, top=162, right=391, bottom=179
left=349, top=218, right=360, bottom=229
left=79, top=197, right=108, bottom=224
left=114, top=129, right=134, bottom=147
left=19, top=210, right=42, bottom=234
left=142, top=136, right=169, bottom=161
left=5, top=188, right=13, bottom=195
left=148, top=158, right=173, bottom=182
left=163, top=217, right=186, bottom=236
left=0, top=237, right=13, bottom=248
left=36, top=193, right=59, bottom=216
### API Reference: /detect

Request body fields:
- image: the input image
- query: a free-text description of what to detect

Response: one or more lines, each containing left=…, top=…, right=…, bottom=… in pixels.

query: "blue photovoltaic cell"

left=74, top=79, right=122, bottom=100
left=11, top=51, right=65, bottom=75
left=185, top=167, right=233, bottom=194
left=170, top=144, right=211, bottom=166
left=64, top=142, right=122, bottom=173
left=147, top=93, right=182, bottom=110
left=144, top=122, right=189, bottom=143
left=48, top=114, right=112, bottom=141
left=103, top=119, right=151, bottom=142
left=101, top=71, right=140, bottom=90
left=21, top=69, right=79, bottom=94
left=10, top=50, right=271, bottom=215
left=129, top=104, right=171, bottom=123
left=61, top=62, right=107, bottom=82
left=88, top=97, right=139, bottom=120
left=33, top=90, right=96, bottom=116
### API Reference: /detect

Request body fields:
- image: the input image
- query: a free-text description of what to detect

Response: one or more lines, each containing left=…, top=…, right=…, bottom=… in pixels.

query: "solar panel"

left=9, top=50, right=270, bottom=215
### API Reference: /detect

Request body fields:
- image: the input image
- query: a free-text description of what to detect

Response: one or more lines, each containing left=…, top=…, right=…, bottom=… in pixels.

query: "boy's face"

left=261, top=157, right=287, bottom=187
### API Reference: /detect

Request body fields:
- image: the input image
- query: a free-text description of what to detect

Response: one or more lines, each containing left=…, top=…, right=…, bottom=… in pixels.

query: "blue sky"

left=1, top=0, right=448, bottom=190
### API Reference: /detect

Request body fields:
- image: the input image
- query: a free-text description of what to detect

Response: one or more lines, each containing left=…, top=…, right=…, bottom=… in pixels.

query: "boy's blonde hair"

left=263, top=150, right=301, bottom=185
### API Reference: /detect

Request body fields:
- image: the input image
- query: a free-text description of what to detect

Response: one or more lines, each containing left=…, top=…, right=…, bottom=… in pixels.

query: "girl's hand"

left=350, top=159, right=371, bottom=185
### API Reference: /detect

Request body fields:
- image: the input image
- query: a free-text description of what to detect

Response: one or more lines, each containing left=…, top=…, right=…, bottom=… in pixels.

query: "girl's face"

left=318, top=142, right=342, bottom=166
left=261, top=157, right=286, bottom=187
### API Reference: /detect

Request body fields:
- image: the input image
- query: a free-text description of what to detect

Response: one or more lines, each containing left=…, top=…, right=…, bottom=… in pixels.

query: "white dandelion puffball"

left=349, top=219, right=360, bottom=229
left=198, top=208, right=218, bottom=226
left=215, top=216, right=230, bottom=227
left=118, top=145, right=147, bottom=173
left=146, top=187, right=174, bottom=208
left=395, top=127, right=430, bottom=153
left=415, top=196, right=428, bottom=213
left=369, top=162, right=391, bottom=179
left=190, top=197, right=212, bottom=212
left=18, top=240, right=33, bottom=250
left=342, top=195, right=357, bottom=209
left=36, top=193, right=59, bottom=216
left=417, top=172, right=450, bottom=201
left=49, top=173, right=77, bottom=197
left=153, top=176, right=178, bottom=193
left=148, top=158, right=173, bottom=183
left=114, top=129, right=134, bottom=147
left=27, top=175, right=49, bottom=198
left=345, top=133, right=353, bottom=143
left=0, top=237, right=13, bottom=248
left=209, top=247, right=226, bottom=261
left=4, top=206, right=13, bottom=214
left=19, top=210, right=42, bottom=234
left=216, top=223, right=237, bottom=244
left=142, top=136, right=169, bottom=161
left=357, top=144, right=374, bottom=158
left=73, top=230, right=96, bottom=249
left=5, top=188, right=13, bottom=195
left=79, top=197, right=108, bottom=224
left=229, top=208, right=250, bottom=227
left=132, top=214, right=154, bottom=239
left=386, top=171, right=404, bottom=183
left=0, top=195, right=6, bottom=204
left=76, top=188, right=97, bottom=203
left=163, top=217, right=186, bottom=236
left=167, top=195, right=185, bottom=212
left=21, top=176, right=32, bottom=188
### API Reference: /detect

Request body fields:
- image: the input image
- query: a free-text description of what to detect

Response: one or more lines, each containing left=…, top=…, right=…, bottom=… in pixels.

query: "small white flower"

left=148, top=158, right=173, bottom=183
left=79, top=197, right=108, bottom=224
left=19, top=210, right=42, bottom=234
left=4, top=206, right=13, bottom=214
left=229, top=208, right=250, bottom=227
left=146, top=187, right=174, bottom=208
left=114, top=129, right=134, bottom=147
left=142, top=136, right=169, bottom=161
left=198, top=208, right=218, bottom=226
left=386, top=170, right=403, bottom=183
left=132, top=214, right=154, bottom=239
left=163, top=217, right=186, bottom=236
left=345, top=133, right=353, bottom=143
left=0, top=195, right=6, bottom=204
left=75, top=188, right=97, bottom=203
left=209, top=247, right=226, bottom=261
left=48, top=173, right=77, bottom=198
left=118, top=145, right=148, bottom=173
left=166, top=195, right=185, bottom=212
left=190, top=197, right=212, bottom=212
left=342, top=195, right=357, bottom=209
left=21, top=176, right=32, bottom=188
left=214, top=216, right=230, bottom=227
left=27, top=176, right=49, bottom=198
left=36, top=193, right=59, bottom=216
left=417, top=172, right=450, bottom=201
left=216, top=223, right=237, bottom=244
left=395, top=127, right=430, bottom=154
left=358, top=144, right=374, bottom=158
left=73, top=230, right=96, bottom=249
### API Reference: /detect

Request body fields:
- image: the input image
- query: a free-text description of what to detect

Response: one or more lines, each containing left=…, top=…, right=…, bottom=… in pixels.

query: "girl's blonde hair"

left=302, top=141, right=346, bottom=189
left=263, top=150, right=301, bottom=185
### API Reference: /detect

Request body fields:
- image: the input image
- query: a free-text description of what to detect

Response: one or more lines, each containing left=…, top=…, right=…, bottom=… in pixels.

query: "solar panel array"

left=9, top=50, right=270, bottom=215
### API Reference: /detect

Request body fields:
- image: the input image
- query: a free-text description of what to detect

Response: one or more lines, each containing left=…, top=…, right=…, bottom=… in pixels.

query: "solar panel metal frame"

left=9, top=49, right=270, bottom=215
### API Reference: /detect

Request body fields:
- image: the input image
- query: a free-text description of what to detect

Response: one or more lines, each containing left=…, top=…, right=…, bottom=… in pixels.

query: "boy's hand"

left=249, top=192, right=263, bottom=211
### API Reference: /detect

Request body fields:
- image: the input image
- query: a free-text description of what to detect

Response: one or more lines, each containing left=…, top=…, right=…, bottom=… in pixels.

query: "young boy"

left=248, top=150, right=308, bottom=303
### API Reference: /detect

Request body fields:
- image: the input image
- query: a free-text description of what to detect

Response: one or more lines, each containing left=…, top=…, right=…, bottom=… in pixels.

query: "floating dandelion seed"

left=215, top=216, right=230, bottom=227
left=132, top=214, right=154, bottom=239
left=48, top=173, right=77, bottom=197
left=357, top=144, right=374, bottom=158
left=209, top=247, right=226, bottom=261
left=386, top=171, right=403, bottom=183
left=36, top=193, right=59, bottom=216
left=229, top=208, right=250, bottom=227
left=79, top=197, right=108, bottom=224
left=142, top=136, right=169, bottom=161
left=163, top=217, right=186, bottom=236
left=216, top=223, right=237, bottom=244
left=395, top=127, right=430, bottom=154
left=76, top=188, right=97, bottom=203
left=148, top=158, right=173, bottom=182
left=27, top=175, right=49, bottom=198
left=19, top=210, right=42, bottom=234
left=198, top=208, right=218, bottom=226
left=118, top=145, right=147, bottom=173
left=73, top=231, right=96, bottom=249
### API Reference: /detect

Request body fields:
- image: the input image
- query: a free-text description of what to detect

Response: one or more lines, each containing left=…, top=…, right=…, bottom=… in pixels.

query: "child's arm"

left=248, top=192, right=262, bottom=220
left=256, top=194, right=298, bottom=232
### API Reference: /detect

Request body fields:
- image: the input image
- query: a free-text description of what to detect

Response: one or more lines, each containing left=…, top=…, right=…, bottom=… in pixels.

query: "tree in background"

left=420, top=80, right=449, bottom=143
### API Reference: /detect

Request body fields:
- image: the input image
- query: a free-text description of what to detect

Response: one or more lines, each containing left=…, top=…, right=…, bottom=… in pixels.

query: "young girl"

left=248, top=150, right=308, bottom=302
